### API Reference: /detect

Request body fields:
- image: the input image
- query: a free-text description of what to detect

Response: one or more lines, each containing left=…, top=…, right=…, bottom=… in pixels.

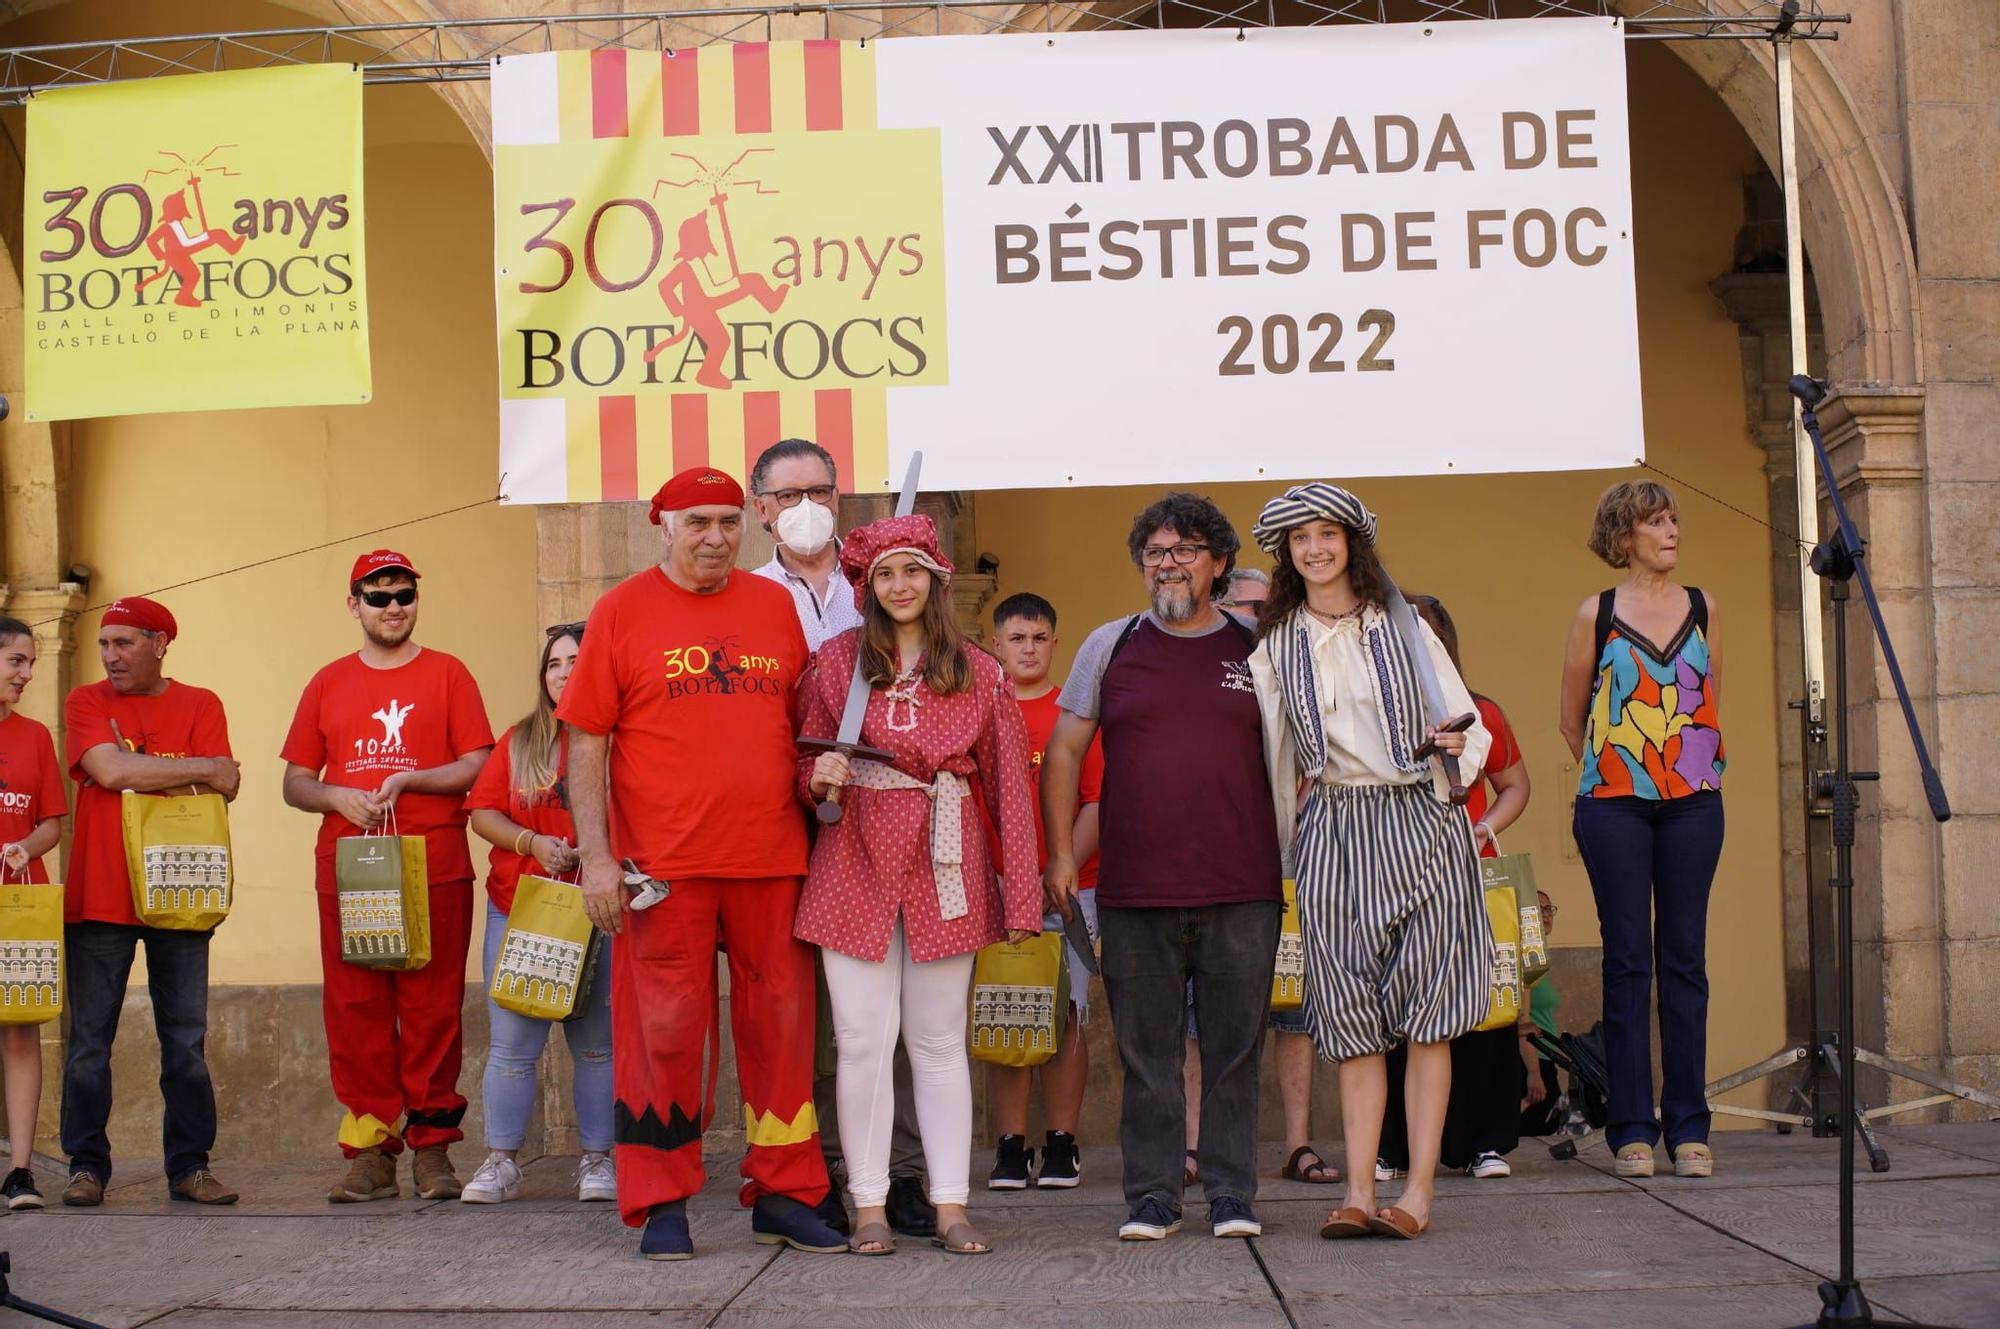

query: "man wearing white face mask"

left=749, top=439, right=862, bottom=654
left=748, top=438, right=935, bottom=1243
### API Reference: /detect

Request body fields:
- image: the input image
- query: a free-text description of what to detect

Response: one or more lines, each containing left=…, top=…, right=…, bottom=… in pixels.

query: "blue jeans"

left=479, top=902, right=614, bottom=1152
left=1572, top=793, right=1725, bottom=1152
left=60, top=922, right=217, bottom=1184
left=1100, top=901, right=1279, bottom=1213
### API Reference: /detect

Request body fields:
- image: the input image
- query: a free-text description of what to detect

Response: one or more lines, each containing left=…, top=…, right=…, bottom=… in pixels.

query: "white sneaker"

left=1467, top=1151, right=1512, bottom=1179
left=577, top=1151, right=618, bottom=1203
left=1374, top=1158, right=1405, bottom=1182
left=460, top=1152, right=522, bottom=1204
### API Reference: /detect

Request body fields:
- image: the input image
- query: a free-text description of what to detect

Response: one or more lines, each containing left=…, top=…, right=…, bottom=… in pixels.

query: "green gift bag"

left=335, top=827, right=430, bottom=971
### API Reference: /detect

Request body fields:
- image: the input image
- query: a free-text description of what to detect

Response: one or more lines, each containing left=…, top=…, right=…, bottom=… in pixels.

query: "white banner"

left=878, top=19, right=1639, bottom=489
left=490, top=18, right=1638, bottom=501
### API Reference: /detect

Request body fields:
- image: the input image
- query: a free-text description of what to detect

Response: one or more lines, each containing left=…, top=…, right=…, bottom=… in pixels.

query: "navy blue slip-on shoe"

left=751, top=1193, right=847, bottom=1254
left=885, top=1174, right=937, bottom=1237
left=1209, top=1195, right=1262, bottom=1238
left=1118, top=1195, right=1183, bottom=1241
left=812, top=1185, right=852, bottom=1235
left=640, top=1204, right=694, bottom=1261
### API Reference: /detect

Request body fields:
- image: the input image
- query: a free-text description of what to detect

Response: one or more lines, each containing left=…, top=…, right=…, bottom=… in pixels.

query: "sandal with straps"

left=1282, top=1145, right=1342, bottom=1185
left=848, top=1220, right=896, bottom=1256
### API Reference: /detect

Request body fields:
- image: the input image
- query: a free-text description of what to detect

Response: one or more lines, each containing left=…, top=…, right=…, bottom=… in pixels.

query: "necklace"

left=883, top=660, right=923, bottom=732
left=1304, top=601, right=1364, bottom=627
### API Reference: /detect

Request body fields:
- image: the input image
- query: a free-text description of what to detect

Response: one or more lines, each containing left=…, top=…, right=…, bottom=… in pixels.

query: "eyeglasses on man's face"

left=1140, top=542, right=1212, bottom=567
left=758, top=485, right=838, bottom=509
left=358, top=587, right=417, bottom=609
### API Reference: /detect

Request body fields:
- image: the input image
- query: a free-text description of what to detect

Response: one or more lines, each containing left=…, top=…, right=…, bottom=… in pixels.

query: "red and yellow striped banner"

left=495, top=42, right=906, bottom=505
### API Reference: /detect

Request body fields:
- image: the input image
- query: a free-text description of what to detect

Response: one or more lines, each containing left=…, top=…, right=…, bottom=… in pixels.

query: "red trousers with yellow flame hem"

left=612, top=875, right=827, bottom=1228
left=315, top=880, right=474, bottom=1158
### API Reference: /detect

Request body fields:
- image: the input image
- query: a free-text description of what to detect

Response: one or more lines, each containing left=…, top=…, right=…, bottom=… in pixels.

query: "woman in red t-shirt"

left=1378, top=595, right=1534, bottom=1185
left=0, top=617, right=68, bottom=1210
left=462, top=623, right=614, bottom=1207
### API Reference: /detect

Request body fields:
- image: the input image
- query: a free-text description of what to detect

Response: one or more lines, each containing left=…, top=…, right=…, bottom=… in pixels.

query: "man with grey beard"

left=1041, top=492, right=1282, bottom=1244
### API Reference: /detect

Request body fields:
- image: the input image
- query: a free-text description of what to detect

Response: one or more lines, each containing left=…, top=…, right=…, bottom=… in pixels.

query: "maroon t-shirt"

left=1057, top=612, right=1281, bottom=909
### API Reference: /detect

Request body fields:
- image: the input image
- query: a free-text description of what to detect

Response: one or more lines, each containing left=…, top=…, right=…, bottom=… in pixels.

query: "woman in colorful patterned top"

left=1559, top=481, right=1725, bottom=1180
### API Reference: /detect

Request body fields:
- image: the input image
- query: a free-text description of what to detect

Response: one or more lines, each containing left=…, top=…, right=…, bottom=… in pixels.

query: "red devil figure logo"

left=643, top=151, right=788, bottom=391
left=134, top=174, right=245, bottom=308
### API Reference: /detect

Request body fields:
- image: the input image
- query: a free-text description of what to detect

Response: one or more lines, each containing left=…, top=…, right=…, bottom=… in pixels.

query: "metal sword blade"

left=1378, top=569, right=1451, bottom=726
left=830, top=450, right=925, bottom=748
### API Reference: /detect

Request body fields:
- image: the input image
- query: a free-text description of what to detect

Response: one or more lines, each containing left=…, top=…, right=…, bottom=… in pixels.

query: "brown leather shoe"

left=170, top=1168, right=239, bottom=1205
left=61, top=1172, right=103, bottom=1207
left=328, top=1148, right=398, bottom=1204
left=412, top=1146, right=463, bottom=1200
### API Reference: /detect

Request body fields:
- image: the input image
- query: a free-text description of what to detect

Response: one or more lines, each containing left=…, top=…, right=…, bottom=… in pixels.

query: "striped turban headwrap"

left=1250, top=482, right=1379, bottom=553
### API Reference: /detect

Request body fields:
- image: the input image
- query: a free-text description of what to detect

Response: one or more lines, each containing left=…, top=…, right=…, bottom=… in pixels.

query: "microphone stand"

left=0, top=1253, right=111, bottom=1328
left=1786, top=375, right=1953, bottom=1329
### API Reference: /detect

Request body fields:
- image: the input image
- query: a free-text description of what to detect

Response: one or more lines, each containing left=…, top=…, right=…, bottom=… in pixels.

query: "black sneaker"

left=1036, top=1131, right=1081, bottom=1189
left=3, top=1167, right=43, bottom=1210
left=885, top=1174, right=936, bottom=1237
left=987, top=1135, right=1033, bottom=1191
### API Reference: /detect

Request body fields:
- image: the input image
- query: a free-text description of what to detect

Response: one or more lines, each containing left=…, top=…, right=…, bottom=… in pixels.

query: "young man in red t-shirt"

left=558, top=466, right=840, bottom=1262
left=281, top=551, right=494, bottom=1204
left=983, top=593, right=1105, bottom=1193
left=60, top=598, right=241, bottom=1208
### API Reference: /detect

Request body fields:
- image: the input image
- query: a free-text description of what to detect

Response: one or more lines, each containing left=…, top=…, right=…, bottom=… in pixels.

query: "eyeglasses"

left=1139, top=542, right=1212, bottom=567
left=545, top=620, right=586, bottom=644
left=758, top=485, right=838, bottom=508
left=358, top=588, right=417, bottom=608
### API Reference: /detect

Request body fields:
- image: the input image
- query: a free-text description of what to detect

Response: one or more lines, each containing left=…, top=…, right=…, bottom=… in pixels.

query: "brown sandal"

left=1367, top=1206, right=1429, bottom=1240
left=848, top=1221, right=896, bottom=1256
left=1283, top=1146, right=1342, bottom=1185
left=1318, top=1206, right=1372, bottom=1239
left=931, top=1221, right=992, bottom=1254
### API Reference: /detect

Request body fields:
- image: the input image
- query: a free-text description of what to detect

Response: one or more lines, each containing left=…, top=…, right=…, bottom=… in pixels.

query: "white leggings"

left=821, top=918, right=976, bottom=1207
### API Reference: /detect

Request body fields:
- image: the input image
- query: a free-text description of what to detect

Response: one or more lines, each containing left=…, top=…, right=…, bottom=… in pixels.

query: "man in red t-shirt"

left=559, top=466, right=839, bottom=1262
left=59, top=598, right=241, bottom=1208
left=982, top=593, right=1105, bottom=1193
left=281, top=551, right=493, bottom=1204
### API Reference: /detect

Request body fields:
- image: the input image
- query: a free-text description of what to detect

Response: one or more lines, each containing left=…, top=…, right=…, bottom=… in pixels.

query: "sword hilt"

left=1414, top=711, right=1478, bottom=806
left=797, top=737, right=897, bottom=825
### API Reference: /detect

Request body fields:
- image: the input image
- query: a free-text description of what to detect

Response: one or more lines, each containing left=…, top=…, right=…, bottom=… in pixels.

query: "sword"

left=1061, top=906, right=1099, bottom=977
left=1378, top=570, right=1477, bottom=806
left=797, top=451, right=924, bottom=825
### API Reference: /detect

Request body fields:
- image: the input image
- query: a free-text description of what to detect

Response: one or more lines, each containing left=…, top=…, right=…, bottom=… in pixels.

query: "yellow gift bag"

left=490, top=874, right=599, bottom=1021
left=0, top=871, right=63, bottom=1024
left=121, top=789, right=232, bottom=931
left=1271, top=877, right=1305, bottom=1012
left=1475, top=850, right=1526, bottom=1033
left=1483, top=851, right=1549, bottom=988
left=335, top=818, right=430, bottom=971
left=969, top=932, right=1069, bottom=1068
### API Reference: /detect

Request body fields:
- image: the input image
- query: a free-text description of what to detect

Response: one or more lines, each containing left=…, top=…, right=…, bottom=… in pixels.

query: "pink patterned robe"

left=794, top=631, right=1042, bottom=963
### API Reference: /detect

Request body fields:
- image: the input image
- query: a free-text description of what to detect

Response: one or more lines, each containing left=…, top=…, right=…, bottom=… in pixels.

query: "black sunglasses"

left=358, top=588, right=417, bottom=608
left=545, top=620, right=586, bottom=643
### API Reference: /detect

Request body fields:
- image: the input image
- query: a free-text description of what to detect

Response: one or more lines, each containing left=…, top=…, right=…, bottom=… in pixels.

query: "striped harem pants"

left=1296, top=781, right=1493, bottom=1062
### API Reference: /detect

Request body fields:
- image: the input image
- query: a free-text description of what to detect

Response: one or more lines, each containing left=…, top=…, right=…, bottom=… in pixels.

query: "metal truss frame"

left=0, top=3, right=1843, bottom=103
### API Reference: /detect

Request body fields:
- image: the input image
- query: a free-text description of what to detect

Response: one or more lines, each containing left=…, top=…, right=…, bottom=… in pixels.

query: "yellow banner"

left=491, top=44, right=944, bottom=500
left=24, top=64, right=371, bottom=422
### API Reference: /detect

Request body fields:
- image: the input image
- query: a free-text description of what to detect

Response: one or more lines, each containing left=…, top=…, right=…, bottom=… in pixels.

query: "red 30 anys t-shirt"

left=1016, top=689, right=1105, bottom=889
left=465, top=727, right=574, bottom=914
left=65, top=679, right=230, bottom=924
left=281, top=649, right=494, bottom=889
left=0, top=712, right=67, bottom=885
left=556, top=566, right=809, bottom=880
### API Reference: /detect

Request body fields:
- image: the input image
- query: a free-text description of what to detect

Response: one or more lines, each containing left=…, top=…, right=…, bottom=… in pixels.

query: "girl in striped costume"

left=1247, top=483, right=1493, bottom=1242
